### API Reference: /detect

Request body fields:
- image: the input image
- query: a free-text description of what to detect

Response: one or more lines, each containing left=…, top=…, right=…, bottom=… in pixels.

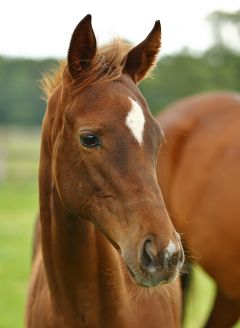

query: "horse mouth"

left=126, top=264, right=178, bottom=288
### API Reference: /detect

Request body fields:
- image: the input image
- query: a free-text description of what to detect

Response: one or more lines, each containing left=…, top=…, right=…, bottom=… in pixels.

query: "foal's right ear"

left=67, top=14, right=97, bottom=79
left=123, top=21, right=161, bottom=83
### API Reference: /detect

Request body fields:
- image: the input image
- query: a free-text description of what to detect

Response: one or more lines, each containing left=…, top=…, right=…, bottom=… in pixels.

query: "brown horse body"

left=157, top=92, right=240, bottom=327
left=27, top=219, right=181, bottom=327
left=26, top=16, right=183, bottom=327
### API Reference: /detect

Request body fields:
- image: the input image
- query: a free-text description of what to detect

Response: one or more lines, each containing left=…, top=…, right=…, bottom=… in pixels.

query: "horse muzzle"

left=125, top=234, right=184, bottom=287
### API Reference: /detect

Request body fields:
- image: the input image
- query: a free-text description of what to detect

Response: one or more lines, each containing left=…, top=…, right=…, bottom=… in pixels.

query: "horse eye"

left=79, top=132, right=101, bottom=148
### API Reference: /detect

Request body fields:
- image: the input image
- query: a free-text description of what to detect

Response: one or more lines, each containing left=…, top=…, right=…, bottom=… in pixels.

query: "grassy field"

left=0, top=127, right=239, bottom=328
left=0, top=128, right=39, bottom=328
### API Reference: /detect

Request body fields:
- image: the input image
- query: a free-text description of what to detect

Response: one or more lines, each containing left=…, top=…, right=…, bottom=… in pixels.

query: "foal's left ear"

left=67, top=14, right=97, bottom=79
left=123, top=21, right=161, bottom=83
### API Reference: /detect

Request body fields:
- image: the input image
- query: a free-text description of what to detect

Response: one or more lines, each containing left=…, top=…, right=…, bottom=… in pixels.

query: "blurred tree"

left=0, top=10, right=240, bottom=126
left=140, top=46, right=240, bottom=115
left=0, top=57, right=58, bottom=126
left=207, top=10, right=240, bottom=46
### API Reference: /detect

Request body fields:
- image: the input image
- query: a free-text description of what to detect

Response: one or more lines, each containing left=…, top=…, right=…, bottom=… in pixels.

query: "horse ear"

left=123, top=21, right=161, bottom=83
left=67, top=14, right=97, bottom=79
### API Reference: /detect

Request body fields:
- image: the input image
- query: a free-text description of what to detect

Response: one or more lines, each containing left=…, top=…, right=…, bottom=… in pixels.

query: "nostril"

left=139, top=237, right=184, bottom=277
left=140, top=239, right=156, bottom=271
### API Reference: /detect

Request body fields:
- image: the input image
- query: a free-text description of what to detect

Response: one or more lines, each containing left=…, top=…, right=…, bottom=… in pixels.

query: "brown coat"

left=157, top=92, right=240, bottom=327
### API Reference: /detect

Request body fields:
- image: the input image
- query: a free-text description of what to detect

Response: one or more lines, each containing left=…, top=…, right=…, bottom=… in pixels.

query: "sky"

left=0, top=0, right=239, bottom=58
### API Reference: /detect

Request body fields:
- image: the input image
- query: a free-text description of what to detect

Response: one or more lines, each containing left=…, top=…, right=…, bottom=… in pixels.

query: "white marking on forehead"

left=126, top=97, right=145, bottom=144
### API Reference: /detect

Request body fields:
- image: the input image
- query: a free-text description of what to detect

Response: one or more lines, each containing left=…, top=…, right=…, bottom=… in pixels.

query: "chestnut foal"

left=26, top=15, right=184, bottom=328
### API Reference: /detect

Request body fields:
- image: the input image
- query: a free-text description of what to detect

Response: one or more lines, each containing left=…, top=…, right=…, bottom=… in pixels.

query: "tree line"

left=0, top=10, right=239, bottom=126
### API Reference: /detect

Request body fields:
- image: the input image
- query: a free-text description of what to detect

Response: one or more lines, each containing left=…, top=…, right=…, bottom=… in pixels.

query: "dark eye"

left=79, top=132, right=101, bottom=148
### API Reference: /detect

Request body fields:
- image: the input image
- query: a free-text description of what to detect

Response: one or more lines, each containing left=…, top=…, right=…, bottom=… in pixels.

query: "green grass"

left=184, top=266, right=216, bottom=328
left=0, top=127, right=239, bottom=327
left=0, top=128, right=39, bottom=328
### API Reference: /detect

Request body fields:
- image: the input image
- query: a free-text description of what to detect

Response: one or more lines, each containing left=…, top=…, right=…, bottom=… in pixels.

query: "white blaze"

left=126, top=97, right=145, bottom=144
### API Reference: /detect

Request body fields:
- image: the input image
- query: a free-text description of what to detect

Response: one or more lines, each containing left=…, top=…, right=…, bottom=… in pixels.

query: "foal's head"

left=43, top=15, right=184, bottom=287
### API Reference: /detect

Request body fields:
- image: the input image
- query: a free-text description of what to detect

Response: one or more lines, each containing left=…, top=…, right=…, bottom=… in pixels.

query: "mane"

left=41, top=39, right=131, bottom=100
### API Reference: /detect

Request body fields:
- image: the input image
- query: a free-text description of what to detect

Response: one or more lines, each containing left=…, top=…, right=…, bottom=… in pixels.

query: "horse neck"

left=39, top=131, right=129, bottom=320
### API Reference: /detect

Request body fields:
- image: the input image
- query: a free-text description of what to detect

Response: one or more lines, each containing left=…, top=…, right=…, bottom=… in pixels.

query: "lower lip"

left=138, top=279, right=167, bottom=288
left=127, top=265, right=178, bottom=287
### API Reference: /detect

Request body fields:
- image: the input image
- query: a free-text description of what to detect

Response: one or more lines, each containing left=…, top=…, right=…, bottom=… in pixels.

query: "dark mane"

left=41, top=39, right=131, bottom=100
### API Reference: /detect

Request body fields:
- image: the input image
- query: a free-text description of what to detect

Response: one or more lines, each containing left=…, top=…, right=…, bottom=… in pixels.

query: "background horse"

left=157, top=92, right=240, bottom=327
left=26, top=15, right=184, bottom=327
